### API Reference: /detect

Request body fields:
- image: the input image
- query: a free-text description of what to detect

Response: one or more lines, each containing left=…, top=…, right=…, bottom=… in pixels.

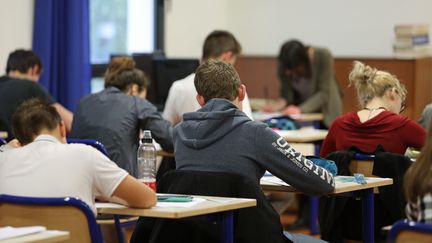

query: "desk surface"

left=97, top=195, right=256, bottom=218
left=0, top=231, right=69, bottom=243
left=0, top=131, right=7, bottom=139
left=275, top=129, right=328, bottom=143
left=252, top=112, right=323, bottom=122
left=261, top=176, right=393, bottom=194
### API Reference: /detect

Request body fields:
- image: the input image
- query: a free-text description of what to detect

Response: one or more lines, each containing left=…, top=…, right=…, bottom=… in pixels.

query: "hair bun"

left=105, top=56, right=136, bottom=83
left=349, top=61, right=377, bottom=86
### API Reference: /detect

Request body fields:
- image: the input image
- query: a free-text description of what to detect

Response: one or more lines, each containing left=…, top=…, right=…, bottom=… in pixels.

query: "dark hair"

left=6, top=49, right=42, bottom=74
left=202, top=30, right=242, bottom=60
left=194, top=59, right=241, bottom=103
left=104, top=56, right=148, bottom=93
left=277, top=40, right=311, bottom=79
left=404, top=119, right=432, bottom=203
left=12, top=98, right=61, bottom=145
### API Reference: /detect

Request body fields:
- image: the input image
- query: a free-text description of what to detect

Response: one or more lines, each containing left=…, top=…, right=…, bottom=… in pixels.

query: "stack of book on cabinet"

left=393, top=24, right=431, bottom=59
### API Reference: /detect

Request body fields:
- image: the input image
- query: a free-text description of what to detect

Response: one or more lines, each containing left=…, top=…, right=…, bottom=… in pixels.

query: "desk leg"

left=309, top=196, right=320, bottom=234
left=114, top=215, right=125, bottom=243
left=362, top=189, right=374, bottom=243
left=220, top=211, right=234, bottom=243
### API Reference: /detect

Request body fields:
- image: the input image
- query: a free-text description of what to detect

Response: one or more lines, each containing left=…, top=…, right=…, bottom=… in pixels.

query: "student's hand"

left=282, top=105, right=301, bottom=115
left=261, top=98, right=287, bottom=112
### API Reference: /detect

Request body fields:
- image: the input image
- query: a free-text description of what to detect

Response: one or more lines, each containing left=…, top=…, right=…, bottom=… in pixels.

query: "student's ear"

left=126, top=84, right=140, bottom=96
left=238, top=84, right=246, bottom=102
left=388, top=88, right=398, bottom=101
left=28, top=65, right=41, bottom=82
left=59, top=121, right=67, bottom=143
left=220, top=51, right=234, bottom=64
left=196, top=95, right=206, bottom=107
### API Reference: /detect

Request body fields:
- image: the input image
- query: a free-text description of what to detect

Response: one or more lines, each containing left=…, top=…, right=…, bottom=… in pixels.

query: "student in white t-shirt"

left=0, top=98, right=156, bottom=214
left=163, top=30, right=253, bottom=126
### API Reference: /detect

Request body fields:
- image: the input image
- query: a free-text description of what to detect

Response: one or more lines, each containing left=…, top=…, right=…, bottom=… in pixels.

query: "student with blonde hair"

left=405, top=121, right=432, bottom=223
left=320, top=61, right=425, bottom=157
left=71, top=56, right=173, bottom=177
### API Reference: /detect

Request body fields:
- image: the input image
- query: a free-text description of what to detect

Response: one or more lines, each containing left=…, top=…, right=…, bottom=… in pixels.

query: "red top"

left=320, top=111, right=426, bottom=157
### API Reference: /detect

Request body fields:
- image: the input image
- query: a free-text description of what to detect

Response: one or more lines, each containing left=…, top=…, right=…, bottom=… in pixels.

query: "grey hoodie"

left=174, top=98, right=335, bottom=196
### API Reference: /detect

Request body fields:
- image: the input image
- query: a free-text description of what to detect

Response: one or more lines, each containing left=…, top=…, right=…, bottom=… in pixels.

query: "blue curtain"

left=33, top=0, right=91, bottom=111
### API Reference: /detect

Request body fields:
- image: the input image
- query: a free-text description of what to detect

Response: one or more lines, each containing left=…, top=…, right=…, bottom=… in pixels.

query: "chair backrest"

left=387, top=219, right=432, bottom=243
left=131, top=170, right=287, bottom=243
left=66, top=138, right=108, bottom=156
left=0, top=194, right=103, bottom=243
left=349, top=153, right=375, bottom=177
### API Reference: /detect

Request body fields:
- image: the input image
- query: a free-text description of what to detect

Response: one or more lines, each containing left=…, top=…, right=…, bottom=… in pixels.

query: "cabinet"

left=235, top=56, right=432, bottom=119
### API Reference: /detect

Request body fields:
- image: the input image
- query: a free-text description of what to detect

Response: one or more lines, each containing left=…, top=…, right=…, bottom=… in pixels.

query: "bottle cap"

left=143, top=130, right=152, bottom=139
left=142, top=130, right=153, bottom=143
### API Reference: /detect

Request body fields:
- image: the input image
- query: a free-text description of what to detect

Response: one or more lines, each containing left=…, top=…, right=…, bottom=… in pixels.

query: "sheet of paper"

left=0, top=226, right=46, bottom=240
left=260, top=176, right=290, bottom=186
left=95, top=202, right=126, bottom=209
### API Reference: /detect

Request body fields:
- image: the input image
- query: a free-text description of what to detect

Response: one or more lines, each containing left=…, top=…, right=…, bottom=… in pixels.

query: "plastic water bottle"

left=137, top=130, right=157, bottom=191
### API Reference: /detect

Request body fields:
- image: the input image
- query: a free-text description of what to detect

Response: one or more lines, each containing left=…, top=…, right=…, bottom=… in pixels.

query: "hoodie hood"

left=175, top=98, right=251, bottom=149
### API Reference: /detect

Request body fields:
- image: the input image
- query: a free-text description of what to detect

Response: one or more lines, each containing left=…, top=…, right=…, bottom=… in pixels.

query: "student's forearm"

left=112, top=175, right=157, bottom=208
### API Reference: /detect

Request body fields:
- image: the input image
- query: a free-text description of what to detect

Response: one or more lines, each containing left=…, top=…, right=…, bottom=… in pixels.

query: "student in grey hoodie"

left=173, top=59, right=335, bottom=243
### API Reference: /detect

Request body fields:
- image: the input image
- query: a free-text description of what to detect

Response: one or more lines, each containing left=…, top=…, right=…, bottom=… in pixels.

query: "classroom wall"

left=0, top=1, right=34, bottom=74
left=1, top=1, right=432, bottom=68
left=165, top=0, right=432, bottom=58
left=164, top=0, right=229, bottom=59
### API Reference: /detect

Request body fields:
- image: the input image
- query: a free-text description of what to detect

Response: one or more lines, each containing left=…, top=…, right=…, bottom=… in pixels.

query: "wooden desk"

left=156, top=150, right=174, bottom=157
left=252, top=111, right=323, bottom=123
left=261, top=176, right=393, bottom=243
left=276, top=129, right=328, bottom=143
left=97, top=195, right=256, bottom=243
left=0, top=230, right=69, bottom=243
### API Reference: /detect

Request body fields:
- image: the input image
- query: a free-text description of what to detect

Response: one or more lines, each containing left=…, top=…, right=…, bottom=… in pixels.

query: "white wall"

left=0, top=1, right=34, bottom=74
left=164, top=0, right=229, bottom=59
left=1, top=0, right=431, bottom=65
left=165, top=0, right=432, bottom=58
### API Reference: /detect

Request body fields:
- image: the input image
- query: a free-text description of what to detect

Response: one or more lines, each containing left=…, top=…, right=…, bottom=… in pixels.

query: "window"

left=89, top=0, right=162, bottom=93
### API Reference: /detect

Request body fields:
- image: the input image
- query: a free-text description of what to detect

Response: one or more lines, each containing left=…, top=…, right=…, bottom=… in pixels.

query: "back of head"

left=12, top=98, right=61, bottom=145
left=202, top=30, right=242, bottom=60
left=6, top=49, right=42, bottom=74
left=277, top=39, right=310, bottom=78
left=104, top=56, right=148, bottom=92
left=349, top=61, right=406, bottom=108
left=194, top=59, right=241, bottom=103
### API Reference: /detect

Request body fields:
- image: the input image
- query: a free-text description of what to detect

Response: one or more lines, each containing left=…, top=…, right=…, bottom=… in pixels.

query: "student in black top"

left=0, top=49, right=73, bottom=141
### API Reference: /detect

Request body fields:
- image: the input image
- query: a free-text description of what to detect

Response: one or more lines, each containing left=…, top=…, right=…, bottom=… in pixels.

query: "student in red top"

left=320, top=61, right=425, bottom=157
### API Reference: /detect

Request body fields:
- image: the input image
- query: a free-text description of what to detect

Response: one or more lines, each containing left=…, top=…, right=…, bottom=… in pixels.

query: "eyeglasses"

left=400, top=101, right=406, bottom=113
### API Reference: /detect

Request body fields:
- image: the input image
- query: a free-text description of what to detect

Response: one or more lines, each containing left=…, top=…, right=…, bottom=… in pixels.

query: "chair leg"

left=220, top=211, right=234, bottom=243
left=114, top=215, right=125, bottom=243
left=362, top=189, right=374, bottom=243
left=309, top=196, right=320, bottom=234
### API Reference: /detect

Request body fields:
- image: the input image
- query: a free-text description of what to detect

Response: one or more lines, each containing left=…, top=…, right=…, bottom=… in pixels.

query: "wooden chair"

left=0, top=194, right=103, bottom=243
left=387, top=219, right=432, bottom=243
left=349, top=153, right=379, bottom=193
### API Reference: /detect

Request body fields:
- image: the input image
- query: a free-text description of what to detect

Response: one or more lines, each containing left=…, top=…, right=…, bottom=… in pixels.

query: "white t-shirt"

left=162, top=73, right=253, bottom=125
left=0, top=135, right=128, bottom=214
